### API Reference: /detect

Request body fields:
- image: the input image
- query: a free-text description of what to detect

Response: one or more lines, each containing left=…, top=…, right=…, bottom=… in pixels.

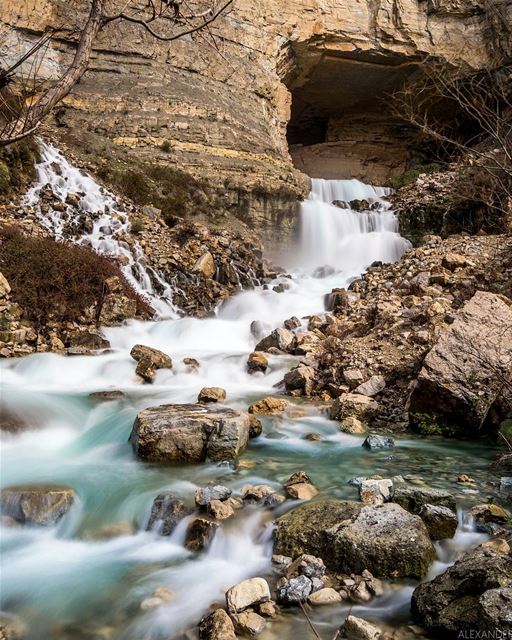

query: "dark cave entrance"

left=284, top=49, right=422, bottom=183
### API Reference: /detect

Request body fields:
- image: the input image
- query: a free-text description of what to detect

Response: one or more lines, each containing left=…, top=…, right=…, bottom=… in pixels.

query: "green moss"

left=0, top=161, right=10, bottom=193
left=386, top=163, right=441, bottom=190
left=130, top=218, right=145, bottom=234
left=411, top=412, right=462, bottom=438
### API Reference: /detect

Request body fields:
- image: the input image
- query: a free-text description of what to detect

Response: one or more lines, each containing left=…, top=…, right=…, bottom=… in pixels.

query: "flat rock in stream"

left=274, top=499, right=435, bottom=578
left=129, top=404, right=250, bottom=463
left=0, top=485, right=76, bottom=526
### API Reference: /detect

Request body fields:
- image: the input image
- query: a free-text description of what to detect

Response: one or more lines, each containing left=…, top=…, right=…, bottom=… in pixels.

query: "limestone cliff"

left=1, top=0, right=508, bottom=242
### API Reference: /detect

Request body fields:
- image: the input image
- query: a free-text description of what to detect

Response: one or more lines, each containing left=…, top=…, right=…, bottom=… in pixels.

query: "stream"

left=0, top=151, right=499, bottom=639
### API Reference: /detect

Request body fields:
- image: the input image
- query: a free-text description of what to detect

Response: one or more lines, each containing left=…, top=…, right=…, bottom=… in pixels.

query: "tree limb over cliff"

left=0, top=0, right=233, bottom=147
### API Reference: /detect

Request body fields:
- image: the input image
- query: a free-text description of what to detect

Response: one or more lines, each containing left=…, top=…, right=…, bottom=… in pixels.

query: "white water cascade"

left=25, top=142, right=177, bottom=317
left=291, top=178, right=410, bottom=274
left=1, top=172, right=490, bottom=640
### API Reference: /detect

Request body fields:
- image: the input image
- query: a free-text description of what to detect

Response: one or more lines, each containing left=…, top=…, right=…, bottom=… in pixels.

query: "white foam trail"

left=25, top=141, right=177, bottom=317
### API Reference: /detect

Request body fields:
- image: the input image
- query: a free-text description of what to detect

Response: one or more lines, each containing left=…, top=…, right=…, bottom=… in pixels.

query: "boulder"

left=195, top=485, right=232, bottom=509
left=185, top=518, right=218, bottom=552
left=409, top=291, right=512, bottom=435
left=0, top=485, right=76, bottom=526
left=411, top=546, right=512, bottom=635
left=193, top=252, right=216, bottom=279
left=231, top=611, right=266, bottom=636
left=198, top=387, right=226, bottom=403
left=393, top=486, right=457, bottom=514
left=284, top=471, right=318, bottom=501
left=129, top=404, right=250, bottom=463
left=255, top=328, right=296, bottom=353
left=419, top=504, right=458, bottom=540
left=248, top=397, right=290, bottom=416
left=226, top=577, right=270, bottom=613
left=135, top=356, right=157, bottom=383
left=362, top=434, right=394, bottom=450
left=442, top=253, right=470, bottom=270
left=308, top=587, right=343, bottom=606
left=248, top=415, right=263, bottom=438
left=343, top=368, right=365, bottom=389
left=208, top=500, right=235, bottom=520
left=130, top=344, right=172, bottom=369
left=247, top=352, right=268, bottom=374
left=339, top=417, right=367, bottom=434
left=353, top=375, right=386, bottom=397
left=480, top=587, right=512, bottom=631
left=330, top=394, right=380, bottom=423
left=470, top=503, right=509, bottom=525
left=359, top=479, right=393, bottom=506
left=283, top=366, right=316, bottom=394
left=274, top=500, right=435, bottom=578
left=276, top=575, right=313, bottom=605
left=146, top=493, right=191, bottom=536
left=284, top=554, right=326, bottom=579
left=199, top=609, right=237, bottom=640
left=341, top=615, right=381, bottom=640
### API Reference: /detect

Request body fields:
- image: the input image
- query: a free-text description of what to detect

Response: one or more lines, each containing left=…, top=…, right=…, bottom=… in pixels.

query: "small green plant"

left=385, top=163, right=442, bottom=190
left=160, top=141, right=172, bottom=153
left=130, top=218, right=145, bottom=234
left=0, top=161, right=10, bottom=193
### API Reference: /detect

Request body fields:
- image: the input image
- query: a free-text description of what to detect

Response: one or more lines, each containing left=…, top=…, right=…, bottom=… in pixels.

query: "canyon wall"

left=0, top=0, right=507, bottom=243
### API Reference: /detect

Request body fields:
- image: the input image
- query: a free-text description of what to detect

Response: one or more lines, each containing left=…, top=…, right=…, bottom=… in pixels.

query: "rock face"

left=274, top=500, right=435, bottom=578
left=129, top=404, right=250, bottom=463
left=0, top=485, right=76, bottom=526
left=411, top=545, right=512, bottom=635
left=409, top=291, right=512, bottom=434
left=2, top=0, right=504, bottom=242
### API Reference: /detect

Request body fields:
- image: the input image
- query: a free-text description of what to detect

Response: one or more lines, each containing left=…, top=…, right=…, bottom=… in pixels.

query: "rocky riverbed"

left=1, top=168, right=511, bottom=640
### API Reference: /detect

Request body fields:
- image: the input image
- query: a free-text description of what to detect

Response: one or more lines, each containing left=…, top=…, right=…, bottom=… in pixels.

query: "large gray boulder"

left=0, top=485, right=76, bottom=526
left=129, top=404, right=250, bottom=463
left=409, top=291, right=512, bottom=435
left=412, top=545, right=512, bottom=635
left=274, top=500, right=435, bottom=579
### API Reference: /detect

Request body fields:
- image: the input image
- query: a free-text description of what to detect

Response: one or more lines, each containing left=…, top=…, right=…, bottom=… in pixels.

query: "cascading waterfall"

left=292, top=177, right=411, bottom=274
left=25, top=142, right=177, bottom=317
left=0, top=169, right=490, bottom=640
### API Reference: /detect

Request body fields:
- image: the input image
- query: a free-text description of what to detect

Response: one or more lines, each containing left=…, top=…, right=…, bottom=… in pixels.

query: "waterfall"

left=25, top=142, right=177, bottom=318
left=291, top=177, right=411, bottom=274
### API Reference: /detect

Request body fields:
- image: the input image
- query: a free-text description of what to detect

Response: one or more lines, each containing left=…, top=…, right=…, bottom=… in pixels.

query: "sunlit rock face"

left=1, top=0, right=506, bottom=242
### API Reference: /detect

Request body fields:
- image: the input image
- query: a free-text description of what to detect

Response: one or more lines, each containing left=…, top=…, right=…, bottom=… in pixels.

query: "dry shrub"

left=0, top=226, right=152, bottom=325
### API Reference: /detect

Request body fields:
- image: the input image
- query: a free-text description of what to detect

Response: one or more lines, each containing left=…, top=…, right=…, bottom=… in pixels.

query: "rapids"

left=0, top=165, right=497, bottom=640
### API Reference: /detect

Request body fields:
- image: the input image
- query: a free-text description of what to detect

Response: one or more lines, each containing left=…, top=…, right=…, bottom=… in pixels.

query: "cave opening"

left=284, top=49, right=424, bottom=184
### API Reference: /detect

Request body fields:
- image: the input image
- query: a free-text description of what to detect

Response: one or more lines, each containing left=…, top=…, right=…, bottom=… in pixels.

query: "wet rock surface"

left=0, top=485, right=76, bottom=526
left=412, top=545, right=512, bottom=635
left=129, top=404, right=250, bottom=463
left=274, top=500, right=436, bottom=578
left=146, top=493, right=191, bottom=536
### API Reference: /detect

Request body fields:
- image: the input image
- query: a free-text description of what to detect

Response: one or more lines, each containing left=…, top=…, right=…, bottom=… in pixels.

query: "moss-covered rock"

left=274, top=499, right=435, bottom=579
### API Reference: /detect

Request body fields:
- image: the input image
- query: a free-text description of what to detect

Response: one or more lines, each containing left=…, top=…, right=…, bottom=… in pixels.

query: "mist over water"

left=0, top=164, right=491, bottom=639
